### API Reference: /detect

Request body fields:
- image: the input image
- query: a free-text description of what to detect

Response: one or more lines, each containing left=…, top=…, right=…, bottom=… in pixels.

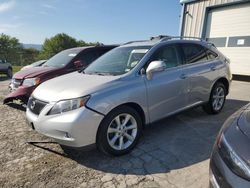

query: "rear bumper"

left=3, top=85, right=35, bottom=104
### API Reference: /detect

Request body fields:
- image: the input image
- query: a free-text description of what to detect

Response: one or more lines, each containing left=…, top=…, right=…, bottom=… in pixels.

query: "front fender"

left=86, top=76, right=149, bottom=124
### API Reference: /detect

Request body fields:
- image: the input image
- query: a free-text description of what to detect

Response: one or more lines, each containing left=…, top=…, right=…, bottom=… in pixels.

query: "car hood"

left=238, top=104, right=250, bottom=139
left=20, top=65, right=32, bottom=71
left=14, top=66, right=57, bottom=79
left=32, top=72, right=121, bottom=102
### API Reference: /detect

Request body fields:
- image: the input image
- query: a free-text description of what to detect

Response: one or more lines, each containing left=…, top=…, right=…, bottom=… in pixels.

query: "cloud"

left=42, top=3, right=56, bottom=9
left=39, top=11, right=49, bottom=15
left=0, top=0, right=15, bottom=13
left=0, top=23, right=21, bottom=32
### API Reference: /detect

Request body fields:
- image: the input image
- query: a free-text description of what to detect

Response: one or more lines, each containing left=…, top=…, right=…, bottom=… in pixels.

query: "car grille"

left=11, top=78, right=22, bottom=89
left=27, top=97, right=48, bottom=115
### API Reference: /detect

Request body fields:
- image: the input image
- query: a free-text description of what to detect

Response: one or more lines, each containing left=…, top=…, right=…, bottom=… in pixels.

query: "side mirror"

left=73, top=60, right=84, bottom=69
left=146, top=60, right=166, bottom=80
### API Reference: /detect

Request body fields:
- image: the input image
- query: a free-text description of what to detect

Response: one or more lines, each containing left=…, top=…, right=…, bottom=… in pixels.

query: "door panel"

left=181, top=43, right=220, bottom=105
left=145, top=44, right=187, bottom=122
left=184, top=61, right=216, bottom=105
left=0, top=60, right=8, bottom=72
left=145, top=67, right=187, bottom=122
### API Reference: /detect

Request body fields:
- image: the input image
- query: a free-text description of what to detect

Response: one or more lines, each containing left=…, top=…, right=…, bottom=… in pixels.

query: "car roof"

left=64, top=45, right=118, bottom=52
left=122, top=40, right=159, bottom=48
left=121, top=36, right=212, bottom=48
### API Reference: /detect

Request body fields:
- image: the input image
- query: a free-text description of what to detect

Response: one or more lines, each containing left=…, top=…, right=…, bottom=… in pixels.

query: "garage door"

left=205, top=2, right=250, bottom=76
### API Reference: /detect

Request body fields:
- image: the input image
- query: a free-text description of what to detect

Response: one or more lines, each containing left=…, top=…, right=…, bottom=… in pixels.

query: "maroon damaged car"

left=4, top=45, right=117, bottom=104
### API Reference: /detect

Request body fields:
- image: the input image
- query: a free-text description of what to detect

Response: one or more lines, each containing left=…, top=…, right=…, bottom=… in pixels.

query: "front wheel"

left=203, top=82, right=226, bottom=114
left=96, top=106, right=142, bottom=156
left=7, top=68, right=12, bottom=78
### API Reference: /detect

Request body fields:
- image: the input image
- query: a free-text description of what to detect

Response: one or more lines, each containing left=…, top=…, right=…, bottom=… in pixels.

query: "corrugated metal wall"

left=182, top=0, right=242, bottom=37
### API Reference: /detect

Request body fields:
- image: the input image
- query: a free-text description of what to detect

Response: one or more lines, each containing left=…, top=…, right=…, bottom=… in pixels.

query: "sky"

left=0, top=0, right=182, bottom=44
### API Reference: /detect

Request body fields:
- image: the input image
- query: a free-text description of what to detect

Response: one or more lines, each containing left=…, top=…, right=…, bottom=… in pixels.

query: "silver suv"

left=26, top=36, right=232, bottom=156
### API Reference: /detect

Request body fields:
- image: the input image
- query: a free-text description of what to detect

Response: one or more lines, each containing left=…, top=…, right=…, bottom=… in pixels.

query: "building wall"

left=181, top=0, right=242, bottom=37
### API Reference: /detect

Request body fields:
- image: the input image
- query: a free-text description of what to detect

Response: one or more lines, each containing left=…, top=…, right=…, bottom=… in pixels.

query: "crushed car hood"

left=32, top=72, right=120, bottom=102
left=13, top=66, right=57, bottom=79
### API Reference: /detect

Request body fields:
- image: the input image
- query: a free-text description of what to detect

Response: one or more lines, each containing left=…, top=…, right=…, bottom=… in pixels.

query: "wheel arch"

left=214, top=77, right=230, bottom=95
left=96, top=102, right=146, bottom=143
left=103, top=102, right=146, bottom=128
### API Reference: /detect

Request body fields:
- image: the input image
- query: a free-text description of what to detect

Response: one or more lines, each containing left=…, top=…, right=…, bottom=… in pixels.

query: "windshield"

left=32, top=60, right=46, bottom=67
left=43, top=48, right=82, bottom=68
left=84, top=46, right=151, bottom=75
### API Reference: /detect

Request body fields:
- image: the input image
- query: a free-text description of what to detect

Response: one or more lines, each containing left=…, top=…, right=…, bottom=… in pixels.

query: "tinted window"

left=96, top=48, right=111, bottom=57
left=182, top=44, right=207, bottom=64
left=206, top=50, right=218, bottom=60
left=43, top=48, right=82, bottom=68
left=77, top=50, right=100, bottom=67
left=150, top=45, right=180, bottom=69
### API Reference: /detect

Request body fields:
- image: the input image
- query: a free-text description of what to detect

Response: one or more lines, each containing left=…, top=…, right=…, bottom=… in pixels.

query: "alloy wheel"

left=212, top=86, right=225, bottom=111
left=107, top=113, right=138, bottom=150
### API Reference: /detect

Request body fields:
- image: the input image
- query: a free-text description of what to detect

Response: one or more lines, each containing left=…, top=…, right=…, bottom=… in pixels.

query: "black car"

left=210, top=103, right=250, bottom=188
left=0, top=59, right=12, bottom=78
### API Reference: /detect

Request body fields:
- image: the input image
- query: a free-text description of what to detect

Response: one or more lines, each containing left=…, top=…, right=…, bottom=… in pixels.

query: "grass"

left=13, top=66, right=23, bottom=73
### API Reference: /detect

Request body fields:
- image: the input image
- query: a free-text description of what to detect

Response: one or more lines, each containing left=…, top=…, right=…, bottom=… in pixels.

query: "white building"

left=180, top=0, right=250, bottom=75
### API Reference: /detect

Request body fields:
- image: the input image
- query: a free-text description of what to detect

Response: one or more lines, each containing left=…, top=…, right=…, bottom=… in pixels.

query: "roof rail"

left=150, top=35, right=172, bottom=41
left=159, top=36, right=206, bottom=42
left=95, top=42, right=104, bottom=46
left=123, top=40, right=149, bottom=45
left=123, top=35, right=208, bottom=46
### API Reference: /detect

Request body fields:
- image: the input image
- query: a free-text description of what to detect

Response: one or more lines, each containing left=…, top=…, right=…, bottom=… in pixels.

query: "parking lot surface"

left=0, top=76, right=250, bottom=188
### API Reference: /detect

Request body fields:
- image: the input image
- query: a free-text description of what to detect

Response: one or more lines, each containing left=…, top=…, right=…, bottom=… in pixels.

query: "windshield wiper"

left=79, top=67, right=86, bottom=73
left=87, top=72, right=114, bottom=76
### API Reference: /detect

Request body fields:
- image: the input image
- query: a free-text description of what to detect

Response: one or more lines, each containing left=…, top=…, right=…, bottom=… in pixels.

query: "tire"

left=7, top=68, right=12, bottom=78
left=203, top=82, right=226, bottom=114
left=96, top=106, right=142, bottom=156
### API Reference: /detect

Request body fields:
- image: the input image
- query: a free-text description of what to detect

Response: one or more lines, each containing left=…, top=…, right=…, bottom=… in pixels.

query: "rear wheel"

left=203, top=82, right=226, bottom=114
left=97, top=106, right=142, bottom=156
left=7, top=68, right=12, bottom=78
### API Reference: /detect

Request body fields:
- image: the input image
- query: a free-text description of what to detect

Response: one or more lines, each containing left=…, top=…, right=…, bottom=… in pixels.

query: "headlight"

left=218, top=133, right=250, bottom=180
left=48, top=96, right=90, bottom=115
left=22, top=78, right=40, bottom=87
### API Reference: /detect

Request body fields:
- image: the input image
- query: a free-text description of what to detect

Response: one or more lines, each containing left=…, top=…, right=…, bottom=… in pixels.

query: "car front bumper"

left=3, top=84, right=35, bottom=104
left=210, top=149, right=250, bottom=188
left=26, top=104, right=104, bottom=147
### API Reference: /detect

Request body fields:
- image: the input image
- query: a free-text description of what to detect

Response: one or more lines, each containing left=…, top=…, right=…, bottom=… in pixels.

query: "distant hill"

left=22, top=44, right=42, bottom=51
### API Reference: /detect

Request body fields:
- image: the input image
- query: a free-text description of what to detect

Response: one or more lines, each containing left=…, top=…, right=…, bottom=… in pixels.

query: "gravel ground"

left=0, top=76, right=250, bottom=188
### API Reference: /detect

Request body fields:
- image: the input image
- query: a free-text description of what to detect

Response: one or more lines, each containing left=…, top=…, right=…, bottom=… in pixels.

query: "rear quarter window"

left=206, top=50, right=218, bottom=60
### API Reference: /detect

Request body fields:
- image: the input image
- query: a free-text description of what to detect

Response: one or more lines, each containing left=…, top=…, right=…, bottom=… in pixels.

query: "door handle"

left=180, top=74, right=187, bottom=79
left=210, top=65, right=217, bottom=71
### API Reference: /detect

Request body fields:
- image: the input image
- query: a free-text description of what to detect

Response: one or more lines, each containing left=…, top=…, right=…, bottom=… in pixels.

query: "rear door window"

left=182, top=44, right=208, bottom=64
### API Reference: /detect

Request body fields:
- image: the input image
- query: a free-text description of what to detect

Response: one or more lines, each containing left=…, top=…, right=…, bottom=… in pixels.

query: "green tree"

left=0, top=33, right=22, bottom=65
left=39, top=33, right=98, bottom=59
left=20, top=48, right=40, bottom=66
left=39, top=33, right=79, bottom=59
left=77, top=40, right=97, bottom=47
